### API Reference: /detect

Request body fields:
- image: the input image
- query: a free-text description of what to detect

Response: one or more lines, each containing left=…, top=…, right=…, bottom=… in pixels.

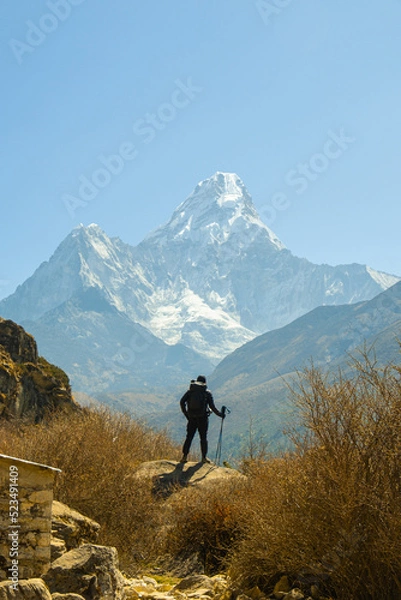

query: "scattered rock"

left=143, top=577, right=159, bottom=587
left=273, top=577, right=290, bottom=597
left=123, top=574, right=232, bottom=600
left=159, top=549, right=205, bottom=578
left=0, top=579, right=52, bottom=600
left=52, top=501, right=100, bottom=550
left=42, top=544, right=125, bottom=600
left=173, top=575, right=215, bottom=592
left=242, top=586, right=264, bottom=600
left=51, top=537, right=67, bottom=562
left=283, top=590, right=304, bottom=600
left=52, top=594, right=86, bottom=600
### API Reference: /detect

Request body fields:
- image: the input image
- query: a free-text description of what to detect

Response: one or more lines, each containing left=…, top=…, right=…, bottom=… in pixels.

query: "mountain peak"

left=193, top=172, right=248, bottom=207
left=146, top=172, right=285, bottom=251
left=72, top=223, right=105, bottom=238
left=68, top=223, right=121, bottom=258
left=1, top=169, right=400, bottom=374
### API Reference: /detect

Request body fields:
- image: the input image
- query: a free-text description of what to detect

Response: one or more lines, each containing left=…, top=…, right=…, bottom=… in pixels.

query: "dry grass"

left=0, top=406, right=181, bottom=572
left=1, top=351, right=401, bottom=596
left=229, top=353, right=401, bottom=599
left=163, top=477, right=247, bottom=574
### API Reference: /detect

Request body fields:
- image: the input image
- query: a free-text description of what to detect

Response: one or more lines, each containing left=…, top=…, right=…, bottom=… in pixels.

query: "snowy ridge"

left=0, top=172, right=399, bottom=367
left=146, top=172, right=285, bottom=251
left=366, top=266, right=399, bottom=289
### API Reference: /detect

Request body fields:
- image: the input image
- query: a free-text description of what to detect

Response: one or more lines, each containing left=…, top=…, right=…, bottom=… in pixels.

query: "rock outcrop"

left=43, top=544, right=126, bottom=600
left=0, top=319, right=38, bottom=364
left=51, top=501, right=100, bottom=552
left=0, top=318, right=78, bottom=421
left=132, top=460, right=245, bottom=498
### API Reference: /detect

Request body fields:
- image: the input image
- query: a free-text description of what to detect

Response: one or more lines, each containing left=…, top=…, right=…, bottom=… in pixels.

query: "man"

left=180, top=375, right=226, bottom=463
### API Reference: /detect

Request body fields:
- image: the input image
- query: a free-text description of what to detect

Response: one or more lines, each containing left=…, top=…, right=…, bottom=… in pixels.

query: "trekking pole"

left=215, top=406, right=230, bottom=465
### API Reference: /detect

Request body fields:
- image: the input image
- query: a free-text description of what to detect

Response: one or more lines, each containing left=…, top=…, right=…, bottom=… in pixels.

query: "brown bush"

left=0, top=406, right=181, bottom=572
left=2, top=351, right=401, bottom=596
left=163, top=477, right=247, bottom=574
left=229, top=353, right=401, bottom=600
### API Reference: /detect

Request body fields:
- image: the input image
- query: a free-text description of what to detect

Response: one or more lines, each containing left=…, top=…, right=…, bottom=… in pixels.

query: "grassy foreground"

left=1, top=352, right=401, bottom=599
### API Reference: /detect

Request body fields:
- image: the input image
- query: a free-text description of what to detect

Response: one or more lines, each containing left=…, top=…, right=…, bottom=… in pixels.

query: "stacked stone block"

left=0, top=454, right=60, bottom=583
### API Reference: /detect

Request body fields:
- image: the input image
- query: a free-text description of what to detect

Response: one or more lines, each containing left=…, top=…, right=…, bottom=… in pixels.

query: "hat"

left=196, top=375, right=206, bottom=384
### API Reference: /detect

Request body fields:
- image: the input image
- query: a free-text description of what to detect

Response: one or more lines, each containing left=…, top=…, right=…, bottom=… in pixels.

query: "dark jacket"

left=180, top=381, right=223, bottom=419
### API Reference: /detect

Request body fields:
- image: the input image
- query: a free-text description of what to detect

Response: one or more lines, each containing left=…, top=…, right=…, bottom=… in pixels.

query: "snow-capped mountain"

left=145, top=172, right=284, bottom=250
left=0, top=172, right=399, bottom=396
left=129, top=172, right=286, bottom=358
left=128, top=172, right=398, bottom=359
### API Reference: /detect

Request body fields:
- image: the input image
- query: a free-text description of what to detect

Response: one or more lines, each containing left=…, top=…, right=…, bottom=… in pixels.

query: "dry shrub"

left=229, top=353, right=401, bottom=600
left=229, top=455, right=316, bottom=590
left=164, top=477, right=246, bottom=574
left=0, top=406, right=181, bottom=571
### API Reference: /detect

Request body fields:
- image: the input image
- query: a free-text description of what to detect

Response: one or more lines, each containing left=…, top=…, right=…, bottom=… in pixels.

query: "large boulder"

left=0, top=318, right=78, bottom=421
left=132, top=460, right=245, bottom=498
left=42, top=544, right=126, bottom=600
left=52, top=501, right=100, bottom=551
left=0, top=579, right=52, bottom=600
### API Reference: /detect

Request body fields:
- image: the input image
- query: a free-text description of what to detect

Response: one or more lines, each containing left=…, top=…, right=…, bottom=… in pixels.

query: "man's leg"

left=198, top=417, right=209, bottom=460
left=182, top=419, right=197, bottom=457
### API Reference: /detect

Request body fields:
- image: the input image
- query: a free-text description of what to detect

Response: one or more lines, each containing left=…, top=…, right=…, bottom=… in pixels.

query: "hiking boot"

left=180, top=455, right=188, bottom=463
left=201, top=457, right=212, bottom=464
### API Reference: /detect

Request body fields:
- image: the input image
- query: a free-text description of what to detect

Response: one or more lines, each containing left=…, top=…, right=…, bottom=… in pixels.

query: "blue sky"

left=1, top=0, right=401, bottom=300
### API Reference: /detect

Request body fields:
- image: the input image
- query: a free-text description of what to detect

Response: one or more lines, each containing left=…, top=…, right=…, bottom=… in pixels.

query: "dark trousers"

left=183, top=416, right=209, bottom=458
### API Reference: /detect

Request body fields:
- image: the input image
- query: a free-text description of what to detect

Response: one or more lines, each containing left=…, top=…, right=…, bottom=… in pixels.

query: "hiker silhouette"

left=180, top=375, right=225, bottom=463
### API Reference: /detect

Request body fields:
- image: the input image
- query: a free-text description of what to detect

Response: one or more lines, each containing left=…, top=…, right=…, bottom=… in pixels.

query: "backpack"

left=186, top=382, right=209, bottom=418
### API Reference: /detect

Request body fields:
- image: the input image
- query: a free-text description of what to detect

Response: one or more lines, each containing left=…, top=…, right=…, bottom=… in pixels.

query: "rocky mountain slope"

left=0, top=172, right=398, bottom=399
left=0, top=317, right=78, bottom=420
left=21, top=287, right=212, bottom=402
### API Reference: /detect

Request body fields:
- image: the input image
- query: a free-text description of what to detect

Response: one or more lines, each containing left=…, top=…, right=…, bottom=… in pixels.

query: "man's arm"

left=180, top=391, right=190, bottom=418
left=207, top=391, right=224, bottom=418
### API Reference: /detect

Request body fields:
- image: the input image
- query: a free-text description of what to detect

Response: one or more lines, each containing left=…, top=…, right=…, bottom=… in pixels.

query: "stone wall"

left=0, top=454, right=60, bottom=584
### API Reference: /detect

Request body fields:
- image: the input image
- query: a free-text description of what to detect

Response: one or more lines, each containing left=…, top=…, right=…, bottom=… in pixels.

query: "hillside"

left=1, top=360, right=400, bottom=600
left=0, top=173, right=398, bottom=401
left=21, top=287, right=211, bottom=404
left=148, top=282, right=401, bottom=455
